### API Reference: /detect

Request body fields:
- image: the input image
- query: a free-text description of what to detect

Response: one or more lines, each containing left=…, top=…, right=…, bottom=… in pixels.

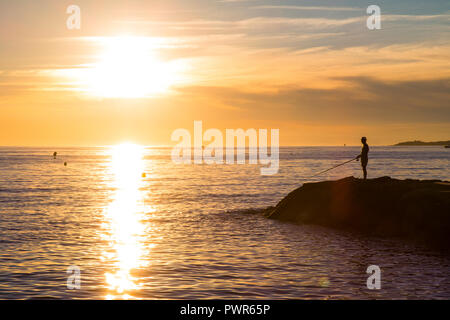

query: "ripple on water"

left=0, top=146, right=449, bottom=299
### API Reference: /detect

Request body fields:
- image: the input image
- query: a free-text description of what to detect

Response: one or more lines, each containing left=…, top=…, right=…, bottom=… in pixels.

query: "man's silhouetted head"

left=361, top=137, right=367, bottom=144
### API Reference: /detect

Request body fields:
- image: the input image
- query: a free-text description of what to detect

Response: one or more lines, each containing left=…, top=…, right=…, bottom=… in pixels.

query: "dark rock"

left=267, top=176, right=450, bottom=250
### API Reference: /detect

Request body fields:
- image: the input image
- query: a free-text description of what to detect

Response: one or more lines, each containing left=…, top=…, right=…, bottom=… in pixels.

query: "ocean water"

left=0, top=146, right=449, bottom=299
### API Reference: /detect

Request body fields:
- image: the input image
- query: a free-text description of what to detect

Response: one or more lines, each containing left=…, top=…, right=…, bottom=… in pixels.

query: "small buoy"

left=64, top=162, right=67, bottom=166
left=142, top=172, right=146, bottom=178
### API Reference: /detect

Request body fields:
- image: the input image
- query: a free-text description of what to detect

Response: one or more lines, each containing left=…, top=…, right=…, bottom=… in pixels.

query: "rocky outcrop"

left=266, top=176, right=450, bottom=250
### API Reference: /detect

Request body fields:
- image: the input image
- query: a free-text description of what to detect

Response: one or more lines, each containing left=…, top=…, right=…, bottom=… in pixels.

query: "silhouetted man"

left=356, top=137, right=369, bottom=179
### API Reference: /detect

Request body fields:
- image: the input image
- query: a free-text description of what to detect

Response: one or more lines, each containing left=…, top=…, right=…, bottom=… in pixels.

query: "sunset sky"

left=0, top=0, right=449, bottom=146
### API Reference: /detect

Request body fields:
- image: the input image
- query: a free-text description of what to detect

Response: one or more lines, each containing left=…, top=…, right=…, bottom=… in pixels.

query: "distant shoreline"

left=0, top=141, right=450, bottom=150
left=0, top=144, right=449, bottom=148
left=394, top=140, right=450, bottom=146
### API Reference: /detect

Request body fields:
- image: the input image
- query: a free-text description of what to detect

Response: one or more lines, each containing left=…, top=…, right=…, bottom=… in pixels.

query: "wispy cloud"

left=119, top=14, right=450, bottom=30
left=175, top=77, right=450, bottom=124
left=383, top=14, right=450, bottom=22
left=118, top=16, right=364, bottom=32
left=217, top=0, right=260, bottom=2
left=252, top=5, right=362, bottom=12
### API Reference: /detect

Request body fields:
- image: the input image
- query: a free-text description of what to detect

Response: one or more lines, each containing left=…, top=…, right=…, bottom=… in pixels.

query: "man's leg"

left=362, top=164, right=367, bottom=179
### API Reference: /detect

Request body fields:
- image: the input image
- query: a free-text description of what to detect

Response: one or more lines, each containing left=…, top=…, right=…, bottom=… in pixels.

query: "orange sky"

left=0, top=0, right=449, bottom=146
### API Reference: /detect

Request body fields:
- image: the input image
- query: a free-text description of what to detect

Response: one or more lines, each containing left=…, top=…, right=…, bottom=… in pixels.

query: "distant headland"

left=394, top=140, right=450, bottom=146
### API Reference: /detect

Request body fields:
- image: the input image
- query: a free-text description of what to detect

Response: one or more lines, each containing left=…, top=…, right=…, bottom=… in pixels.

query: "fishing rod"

left=310, top=156, right=358, bottom=178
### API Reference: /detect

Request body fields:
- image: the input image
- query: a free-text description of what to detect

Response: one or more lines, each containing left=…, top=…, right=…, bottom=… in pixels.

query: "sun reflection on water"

left=101, top=143, right=150, bottom=299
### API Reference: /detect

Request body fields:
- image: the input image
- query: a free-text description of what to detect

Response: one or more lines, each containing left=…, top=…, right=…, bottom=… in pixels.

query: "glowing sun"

left=87, top=36, right=179, bottom=98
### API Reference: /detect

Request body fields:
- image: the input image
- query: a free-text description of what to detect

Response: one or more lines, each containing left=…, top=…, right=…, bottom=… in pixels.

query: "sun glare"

left=101, top=143, right=148, bottom=299
left=87, top=36, right=181, bottom=98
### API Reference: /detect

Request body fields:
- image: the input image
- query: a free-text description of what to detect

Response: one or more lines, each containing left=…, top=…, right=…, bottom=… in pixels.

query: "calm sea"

left=0, top=146, right=449, bottom=299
